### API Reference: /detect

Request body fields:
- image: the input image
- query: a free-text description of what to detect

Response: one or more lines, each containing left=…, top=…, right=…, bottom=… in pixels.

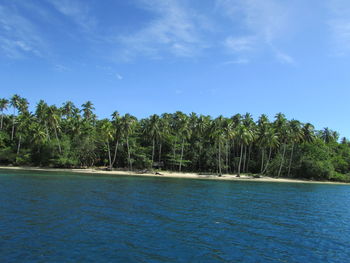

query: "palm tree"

left=121, top=113, right=136, bottom=170
left=99, top=119, right=114, bottom=169
left=261, top=127, right=279, bottom=174
left=274, top=113, right=289, bottom=177
left=47, top=105, right=62, bottom=154
left=287, top=120, right=303, bottom=177
left=143, top=114, right=160, bottom=166
left=257, top=114, right=270, bottom=173
left=0, top=98, right=9, bottom=130
left=110, top=111, right=122, bottom=168
left=302, top=123, right=315, bottom=143
left=211, top=116, right=226, bottom=175
left=174, top=112, right=191, bottom=172
left=236, top=124, right=254, bottom=176
left=81, top=101, right=95, bottom=120
left=10, top=94, right=21, bottom=140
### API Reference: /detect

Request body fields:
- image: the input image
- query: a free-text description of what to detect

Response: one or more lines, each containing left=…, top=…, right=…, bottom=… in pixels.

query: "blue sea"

left=0, top=169, right=350, bottom=262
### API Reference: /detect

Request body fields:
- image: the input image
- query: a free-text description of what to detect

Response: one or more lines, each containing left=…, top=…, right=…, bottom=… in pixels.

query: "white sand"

left=0, top=166, right=348, bottom=185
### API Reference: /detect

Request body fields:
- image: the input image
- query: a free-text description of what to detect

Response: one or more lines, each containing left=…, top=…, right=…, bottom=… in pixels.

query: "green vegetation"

left=1, top=94, right=350, bottom=182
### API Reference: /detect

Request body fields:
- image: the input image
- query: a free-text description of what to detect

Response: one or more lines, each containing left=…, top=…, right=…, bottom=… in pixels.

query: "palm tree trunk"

left=287, top=143, right=295, bottom=177
left=151, top=138, right=155, bottom=166
left=218, top=143, right=222, bottom=175
left=17, top=135, right=21, bottom=155
left=0, top=110, right=3, bottom=129
left=173, top=138, right=176, bottom=170
left=238, top=144, right=243, bottom=176
left=106, top=142, right=112, bottom=169
left=158, top=142, right=162, bottom=162
left=54, top=126, right=62, bottom=154
left=11, top=108, right=15, bottom=140
left=278, top=144, right=287, bottom=177
left=243, top=146, right=247, bottom=173
left=179, top=138, right=184, bottom=172
left=262, top=146, right=272, bottom=174
left=225, top=140, right=229, bottom=173
left=247, top=145, right=251, bottom=172
left=111, top=140, right=119, bottom=168
left=260, top=148, right=265, bottom=173
left=126, top=137, right=131, bottom=170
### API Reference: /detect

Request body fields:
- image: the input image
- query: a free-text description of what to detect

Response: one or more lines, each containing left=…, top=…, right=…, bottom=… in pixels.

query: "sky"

left=1, top=0, right=350, bottom=137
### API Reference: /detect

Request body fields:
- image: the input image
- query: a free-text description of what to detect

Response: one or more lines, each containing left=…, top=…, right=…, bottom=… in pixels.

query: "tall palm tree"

left=143, top=114, right=160, bottom=166
left=302, top=123, right=315, bottom=143
left=236, top=124, right=254, bottom=176
left=10, top=94, right=21, bottom=140
left=99, top=119, right=114, bottom=169
left=81, top=101, right=95, bottom=120
left=274, top=113, right=289, bottom=177
left=47, top=105, right=62, bottom=154
left=0, top=98, right=9, bottom=130
left=287, top=120, right=303, bottom=177
left=174, top=112, right=191, bottom=172
left=261, top=127, right=279, bottom=174
left=121, top=113, right=136, bottom=170
left=110, top=111, right=122, bottom=168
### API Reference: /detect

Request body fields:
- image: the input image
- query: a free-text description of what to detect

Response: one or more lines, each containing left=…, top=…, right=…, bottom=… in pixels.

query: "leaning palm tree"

left=0, top=98, right=9, bottom=130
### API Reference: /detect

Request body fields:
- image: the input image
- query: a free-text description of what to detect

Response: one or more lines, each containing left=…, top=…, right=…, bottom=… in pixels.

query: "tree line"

left=1, top=94, right=350, bottom=182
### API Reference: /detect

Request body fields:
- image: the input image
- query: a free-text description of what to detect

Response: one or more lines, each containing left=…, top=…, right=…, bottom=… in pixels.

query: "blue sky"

left=1, top=0, right=350, bottom=137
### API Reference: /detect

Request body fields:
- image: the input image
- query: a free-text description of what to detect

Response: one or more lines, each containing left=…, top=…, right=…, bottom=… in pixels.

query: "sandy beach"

left=0, top=166, right=349, bottom=185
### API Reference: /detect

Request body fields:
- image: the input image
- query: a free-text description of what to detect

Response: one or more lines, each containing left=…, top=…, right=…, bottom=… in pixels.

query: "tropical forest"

left=1, top=94, right=350, bottom=182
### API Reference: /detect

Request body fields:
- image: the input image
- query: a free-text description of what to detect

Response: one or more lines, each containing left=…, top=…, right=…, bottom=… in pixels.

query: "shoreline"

left=0, top=166, right=349, bottom=185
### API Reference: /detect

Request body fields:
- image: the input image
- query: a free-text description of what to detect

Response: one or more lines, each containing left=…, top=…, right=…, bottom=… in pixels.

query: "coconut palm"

left=274, top=113, right=289, bottom=177
left=81, top=101, right=95, bottom=120
left=0, top=98, right=9, bottom=130
left=47, top=105, right=62, bottom=154
left=143, top=114, right=161, bottom=166
left=121, top=113, right=137, bottom=170
left=99, top=119, right=114, bottom=169
left=10, top=94, right=21, bottom=140
left=236, top=124, right=254, bottom=176
left=287, top=120, right=303, bottom=177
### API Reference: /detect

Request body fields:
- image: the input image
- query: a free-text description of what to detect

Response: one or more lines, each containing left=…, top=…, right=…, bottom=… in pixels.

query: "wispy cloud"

left=221, top=58, right=250, bottom=66
left=328, top=0, right=350, bottom=56
left=0, top=4, right=47, bottom=58
left=118, top=0, right=207, bottom=60
left=46, top=0, right=97, bottom=33
left=275, top=50, right=295, bottom=64
left=217, top=0, right=294, bottom=64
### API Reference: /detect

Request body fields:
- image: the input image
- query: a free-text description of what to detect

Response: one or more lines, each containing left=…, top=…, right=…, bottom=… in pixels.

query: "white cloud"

left=116, top=73, right=123, bottom=80
left=217, top=0, right=294, bottom=64
left=118, top=0, right=207, bottom=60
left=224, top=36, right=255, bottom=53
left=0, top=4, right=46, bottom=58
left=328, top=0, right=350, bottom=56
left=275, top=50, right=295, bottom=64
left=46, top=0, right=97, bottom=32
left=221, top=58, right=250, bottom=65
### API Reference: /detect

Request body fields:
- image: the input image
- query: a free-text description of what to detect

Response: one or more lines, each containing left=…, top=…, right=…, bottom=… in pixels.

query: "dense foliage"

left=1, top=95, right=350, bottom=182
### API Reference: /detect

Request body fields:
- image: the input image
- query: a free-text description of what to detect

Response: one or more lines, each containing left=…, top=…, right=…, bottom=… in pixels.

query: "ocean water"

left=0, top=169, right=350, bottom=263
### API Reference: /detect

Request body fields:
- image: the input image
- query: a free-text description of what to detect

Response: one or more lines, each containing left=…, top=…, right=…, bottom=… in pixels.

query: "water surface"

left=0, top=169, right=350, bottom=262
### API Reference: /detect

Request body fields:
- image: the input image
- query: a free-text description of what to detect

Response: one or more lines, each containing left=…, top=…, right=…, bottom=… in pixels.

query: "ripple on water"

left=0, top=171, right=350, bottom=263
